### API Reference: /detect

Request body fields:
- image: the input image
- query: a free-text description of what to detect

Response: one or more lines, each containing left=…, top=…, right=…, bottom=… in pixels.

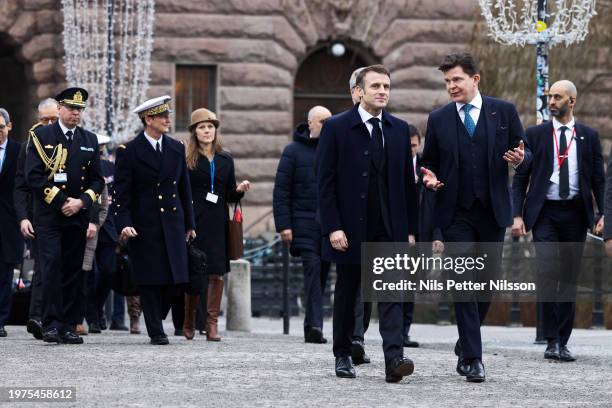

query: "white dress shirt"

left=358, top=105, right=384, bottom=146
left=0, top=138, right=7, bottom=172
left=456, top=92, right=482, bottom=127
left=547, top=117, right=579, bottom=200
left=144, top=132, right=163, bottom=152
left=412, top=155, right=419, bottom=183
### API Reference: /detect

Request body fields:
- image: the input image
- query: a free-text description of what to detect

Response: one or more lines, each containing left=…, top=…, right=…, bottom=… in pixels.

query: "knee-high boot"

left=183, top=293, right=200, bottom=340
left=206, top=276, right=223, bottom=341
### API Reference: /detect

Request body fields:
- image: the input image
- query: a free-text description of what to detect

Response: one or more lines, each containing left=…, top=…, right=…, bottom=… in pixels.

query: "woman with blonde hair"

left=183, top=108, right=250, bottom=341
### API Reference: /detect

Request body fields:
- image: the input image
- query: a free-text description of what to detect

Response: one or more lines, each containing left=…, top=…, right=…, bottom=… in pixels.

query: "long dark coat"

left=316, top=105, right=419, bottom=264
left=0, top=138, right=24, bottom=265
left=188, top=151, right=243, bottom=275
left=113, top=132, right=195, bottom=285
left=273, top=123, right=321, bottom=256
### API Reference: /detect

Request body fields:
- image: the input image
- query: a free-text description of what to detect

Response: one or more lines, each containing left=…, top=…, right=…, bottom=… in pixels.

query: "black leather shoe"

left=403, top=336, right=420, bottom=348
left=465, top=359, right=486, bottom=383
left=350, top=341, right=371, bottom=365
left=88, top=322, right=102, bottom=334
left=27, top=319, right=43, bottom=340
left=305, top=327, right=327, bottom=344
left=109, top=322, right=129, bottom=331
left=60, top=331, right=84, bottom=344
left=544, top=341, right=560, bottom=360
left=454, top=339, right=462, bottom=356
left=0, top=326, right=7, bottom=337
left=43, top=328, right=60, bottom=343
left=335, top=356, right=356, bottom=378
left=385, top=356, right=415, bottom=383
left=456, top=354, right=470, bottom=376
left=150, top=335, right=169, bottom=345
left=559, top=346, right=576, bottom=362
left=99, top=319, right=107, bottom=330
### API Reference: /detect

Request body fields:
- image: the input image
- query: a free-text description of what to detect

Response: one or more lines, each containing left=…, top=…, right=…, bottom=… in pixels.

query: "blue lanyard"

left=209, top=157, right=215, bottom=193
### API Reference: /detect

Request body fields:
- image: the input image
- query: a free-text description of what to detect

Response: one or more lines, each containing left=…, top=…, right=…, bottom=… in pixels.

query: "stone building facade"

left=1, top=0, right=610, bottom=234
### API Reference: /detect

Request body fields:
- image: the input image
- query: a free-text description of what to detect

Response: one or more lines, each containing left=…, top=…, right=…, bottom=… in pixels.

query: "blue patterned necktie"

left=462, top=103, right=476, bottom=137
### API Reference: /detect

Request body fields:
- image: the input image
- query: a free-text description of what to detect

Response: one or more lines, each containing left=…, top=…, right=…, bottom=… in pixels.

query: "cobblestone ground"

left=1, top=317, right=611, bottom=407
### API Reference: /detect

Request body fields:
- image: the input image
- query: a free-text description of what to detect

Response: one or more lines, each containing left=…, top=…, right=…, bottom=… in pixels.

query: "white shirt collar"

left=552, top=117, right=575, bottom=133
left=456, top=92, right=482, bottom=113
left=358, top=104, right=383, bottom=124
left=0, top=138, right=7, bottom=149
left=144, top=131, right=163, bottom=149
left=58, top=120, right=76, bottom=135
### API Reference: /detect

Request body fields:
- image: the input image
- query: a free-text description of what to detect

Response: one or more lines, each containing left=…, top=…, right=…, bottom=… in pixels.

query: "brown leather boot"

left=75, top=324, right=88, bottom=336
left=129, top=316, right=140, bottom=334
left=206, top=276, right=223, bottom=341
left=183, top=293, right=200, bottom=340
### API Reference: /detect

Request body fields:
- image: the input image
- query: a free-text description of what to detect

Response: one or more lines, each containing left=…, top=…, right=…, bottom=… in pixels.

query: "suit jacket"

left=0, top=138, right=24, bottom=264
left=420, top=95, right=531, bottom=230
left=25, top=121, right=104, bottom=228
left=317, top=104, right=419, bottom=264
left=113, top=132, right=195, bottom=285
left=513, top=121, right=604, bottom=231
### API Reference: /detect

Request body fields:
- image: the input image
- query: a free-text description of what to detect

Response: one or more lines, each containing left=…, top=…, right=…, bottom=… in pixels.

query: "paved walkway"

left=1, top=317, right=611, bottom=407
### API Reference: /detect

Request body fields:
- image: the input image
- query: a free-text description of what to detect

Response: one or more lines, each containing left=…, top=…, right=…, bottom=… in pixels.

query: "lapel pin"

left=580, top=136, right=584, bottom=140
left=491, top=112, right=497, bottom=115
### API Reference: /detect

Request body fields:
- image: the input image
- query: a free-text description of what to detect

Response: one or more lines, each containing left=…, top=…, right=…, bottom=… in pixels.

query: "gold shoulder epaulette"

left=29, top=122, right=43, bottom=132
left=118, top=144, right=126, bottom=149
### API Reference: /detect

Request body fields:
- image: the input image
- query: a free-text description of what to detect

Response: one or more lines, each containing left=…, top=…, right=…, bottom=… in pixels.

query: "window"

left=175, top=65, right=216, bottom=131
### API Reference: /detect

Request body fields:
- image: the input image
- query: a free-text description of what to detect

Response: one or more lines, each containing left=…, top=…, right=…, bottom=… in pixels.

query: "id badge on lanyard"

left=206, top=157, right=219, bottom=204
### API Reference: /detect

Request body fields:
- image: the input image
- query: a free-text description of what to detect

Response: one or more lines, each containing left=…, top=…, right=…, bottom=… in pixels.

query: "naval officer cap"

left=133, top=95, right=172, bottom=118
left=55, top=87, right=88, bottom=108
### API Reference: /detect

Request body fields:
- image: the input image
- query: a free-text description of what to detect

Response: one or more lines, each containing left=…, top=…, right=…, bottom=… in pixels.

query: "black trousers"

left=402, top=302, right=415, bottom=340
left=139, top=284, right=175, bottom=338
left=532, top=200, right=587, bottom=347
left=28, top=238, right=43, bottom=321
left=334, top=264, right=404, bottom=364
left=301, top=249, right=330, bottom=331
left=442, top=201, right=505, bottom=360
left=0, top=261, right=14, bottom=326
left=37, top=225, right=87, bottom=333
left=351, top=290, right=371, bottom=343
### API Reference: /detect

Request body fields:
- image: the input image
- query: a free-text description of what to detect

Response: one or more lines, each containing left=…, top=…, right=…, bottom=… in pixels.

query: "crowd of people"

left=0, top=89, right=250, bottom=347
left=0, top=51, right=610, bottom=385
left=272, top=52, right=609, bottom=384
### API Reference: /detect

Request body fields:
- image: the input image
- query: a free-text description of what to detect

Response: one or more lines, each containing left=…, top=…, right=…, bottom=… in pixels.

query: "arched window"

left=293, top=42, right=377, bottom=126
left=0, top=34, right=33, bottom=140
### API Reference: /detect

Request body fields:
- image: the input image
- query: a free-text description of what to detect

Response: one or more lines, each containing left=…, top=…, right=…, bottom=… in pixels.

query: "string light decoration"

left=478, top=0, right=597, bottom=122
left=62, top=0, right=156, bottom=145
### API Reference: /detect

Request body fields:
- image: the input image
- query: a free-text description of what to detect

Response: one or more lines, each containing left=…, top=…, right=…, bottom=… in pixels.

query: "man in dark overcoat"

left=317, top=65, right=419, bottom=383
left=113, top=95, right=195, bottom=345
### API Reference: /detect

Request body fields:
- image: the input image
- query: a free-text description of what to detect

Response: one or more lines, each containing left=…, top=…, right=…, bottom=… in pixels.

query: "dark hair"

left=408, top=124, right=421, bottom=143
left=438, top=53, right=480, bottom=76
left=356, top=64, right=391, bottom=89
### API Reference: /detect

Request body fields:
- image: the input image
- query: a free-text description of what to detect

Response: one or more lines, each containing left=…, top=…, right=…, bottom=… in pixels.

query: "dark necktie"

left=368, top=117, right=384, bottom=170
left=558, top=126, right=569, bottom=199
left=156, top=141, right=162, bottom=159
left=65, top=130, right=73, bottom=148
